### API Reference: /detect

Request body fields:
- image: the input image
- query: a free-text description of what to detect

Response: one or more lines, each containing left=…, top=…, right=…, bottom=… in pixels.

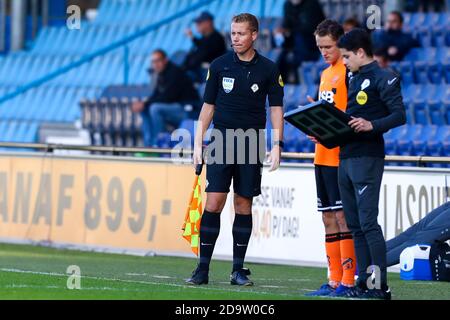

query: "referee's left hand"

left=268, top=146, right=281, bottom=172
left=349, top=117, right=373, bottom=133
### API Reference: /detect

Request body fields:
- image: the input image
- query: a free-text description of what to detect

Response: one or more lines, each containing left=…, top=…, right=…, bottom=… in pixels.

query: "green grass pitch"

left=0, top=243, right=449, bottom=300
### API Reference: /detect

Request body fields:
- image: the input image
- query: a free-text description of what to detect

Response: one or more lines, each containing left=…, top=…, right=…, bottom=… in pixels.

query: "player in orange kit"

left=305, top=19, right=357, bottom=297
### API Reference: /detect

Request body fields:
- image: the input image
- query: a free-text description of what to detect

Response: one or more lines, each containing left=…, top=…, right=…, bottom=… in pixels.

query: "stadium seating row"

left=0, top=0, right=448, bottom=163
left=413, top=26, right=450, bottom=48
left=0, top=53, right=151, bottom=86
left=404, top=47, right=450, bottom=64
left=0, top=120, right=39, bottom=152
left=403, top=12, right=450, bottom=29
left=3, top=53, right=450, bottom=88
left=392, top=61, right=450, bottom=85
left=0, top=86, right=101, bottom=122
left=78, top=91, right=450, bottom=157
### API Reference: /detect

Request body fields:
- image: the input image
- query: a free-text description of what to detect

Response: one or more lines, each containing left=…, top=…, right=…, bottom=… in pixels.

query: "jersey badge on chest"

left=361, top=79, right=370, bottom=90
left=222, top=77, right=235, bottom=93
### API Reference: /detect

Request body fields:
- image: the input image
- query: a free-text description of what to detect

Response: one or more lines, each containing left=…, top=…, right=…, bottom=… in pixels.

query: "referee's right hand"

left=193, top=145, right=203, bottom=166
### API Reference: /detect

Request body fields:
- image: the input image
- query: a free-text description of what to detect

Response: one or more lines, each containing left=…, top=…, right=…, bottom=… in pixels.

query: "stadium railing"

left=0, top=142, right=449, bottom=167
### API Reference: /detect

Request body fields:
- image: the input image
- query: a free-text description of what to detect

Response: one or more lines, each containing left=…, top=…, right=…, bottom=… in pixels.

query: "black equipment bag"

left=429, top=240, right=450, bottom=281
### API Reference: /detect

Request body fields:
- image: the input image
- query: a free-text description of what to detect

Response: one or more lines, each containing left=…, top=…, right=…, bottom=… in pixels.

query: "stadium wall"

left=0, top=153, right=449, bottom=267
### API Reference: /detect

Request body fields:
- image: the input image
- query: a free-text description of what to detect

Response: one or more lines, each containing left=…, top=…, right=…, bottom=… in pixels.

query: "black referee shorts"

left=205, top=127, right=265, bottom=198
left=315, top=165, right=343, bottom=212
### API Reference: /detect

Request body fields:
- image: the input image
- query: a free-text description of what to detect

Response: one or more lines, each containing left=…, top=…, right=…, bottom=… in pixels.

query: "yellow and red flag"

left=182, top=167, right=203, bottom=256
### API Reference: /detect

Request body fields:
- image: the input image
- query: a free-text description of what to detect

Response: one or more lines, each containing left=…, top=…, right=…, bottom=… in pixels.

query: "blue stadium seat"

left=384, top=123, right=405, bottom=159
left=156, top=132, right=172, bottom=149
left=414, top=61, right=429, bottom=84
left=296, top=138, right=314, bottom=153
left=4, top=121, right=19, bottom=142
left=425, top=48, right=438, bottom=62
left=423, top=13, right=441, bottom=29
left=412, top=139, right=427, bottom=156
left=444, top=99, right=450, bottom=124
left=404, top=102, right=414, bottom=123
left=178, top=119, right=195, bottom=148
left=267, top=48, right=282, bottom=63
left=0, top=121, right=8, bottom=141
left=300, top=62, right=318, bottom=85
left=385, top=139, right=397, bottom=156
left=404, top=48, right=421, bottom=61
left=285, top=85, right=307, bottom=109
left=437, top=13, right=449, bottom=28
left=406, top=124, right=424, bottom=142
left=305, top=85, right=318, bottom=102
left=428, top=99, right=445, bottom=125
left=443, top=140, right=450, bottom=157
left=413, top=124, right=442, bottom=158
left=428, top=63, right=444, bottom=84
left=397, top=139, right=413, bottom=156
left=316, top=61, right=328, bottom=75
left=402, top=84, right=417, bottom=104
left=409, top=13, right=426, bottom=29
left=437, top=47, right=450, bottom=63
left=426, top=140, right=443, bottom=157
left=415, top=27, right=432, bottom=48
left=444, top=63, right=450, bottom=83
left=431, top=26, right=446, bottom=47
left=411, top=98, right=429, bottom=124
left=422, top=124, right=438, bottom=141
left=403, top=13, right=412, bottom=28
left=284, top=123, right=302, bottom=153
left=25, top=122, right=39, bottom=143
left=399, top=62, right=415, bottom=86
left=436, top=125, right=450, bottom=141
left=385, top=125, right=407, bottom=142
left=445, top=27, right=450, bottom=47
left=442, top=84, right=450, bottom=100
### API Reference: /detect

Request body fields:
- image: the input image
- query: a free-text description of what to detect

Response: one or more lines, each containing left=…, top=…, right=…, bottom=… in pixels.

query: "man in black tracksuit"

left=337, top=29, right=406, bottom=300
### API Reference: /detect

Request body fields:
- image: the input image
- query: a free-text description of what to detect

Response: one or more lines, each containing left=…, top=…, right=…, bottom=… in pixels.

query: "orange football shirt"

left=314, top=59, right=347, bottom=167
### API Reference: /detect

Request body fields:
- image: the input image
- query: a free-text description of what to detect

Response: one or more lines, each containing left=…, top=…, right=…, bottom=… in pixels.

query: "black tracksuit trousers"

left=338, top=156, right=387, bottom=288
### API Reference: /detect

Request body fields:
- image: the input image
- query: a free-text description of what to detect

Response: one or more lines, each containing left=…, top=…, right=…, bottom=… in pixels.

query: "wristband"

left=273, top=140, right=284, bottom=148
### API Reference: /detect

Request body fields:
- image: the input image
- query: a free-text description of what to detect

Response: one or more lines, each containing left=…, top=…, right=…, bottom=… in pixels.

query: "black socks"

left=198, top=210, right=221, bottom=272
left=232, top=214, right=253, bottom=272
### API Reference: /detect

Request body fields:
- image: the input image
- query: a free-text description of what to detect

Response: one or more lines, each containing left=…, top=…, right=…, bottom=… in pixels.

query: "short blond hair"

left=232, top=13, right=259, bottom=33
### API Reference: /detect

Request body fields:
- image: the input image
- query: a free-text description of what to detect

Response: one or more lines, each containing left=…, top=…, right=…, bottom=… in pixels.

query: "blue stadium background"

left=0, top=0, right=449, bottom=165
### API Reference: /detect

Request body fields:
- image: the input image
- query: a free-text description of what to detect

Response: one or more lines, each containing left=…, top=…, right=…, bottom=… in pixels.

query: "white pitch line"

left=125, top=273, right=147, bottom=276
left=2, top=284, right=161, bottom=293
left=0, top=268, right=299, bottom=297
left=4, top=284, right=59, bottom=289
left=256, top=278, right=313, bottom=282
left=126, top=273, right=174, bottom=279
left=150, top=275, right=173, bottom=279
left=260, top=285, right=286, bottom=289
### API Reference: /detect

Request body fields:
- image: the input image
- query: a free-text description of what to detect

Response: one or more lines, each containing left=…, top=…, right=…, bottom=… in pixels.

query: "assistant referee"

left=336, top=28, right=406, bottom=299
left=186, top=13, right=285, bottom=286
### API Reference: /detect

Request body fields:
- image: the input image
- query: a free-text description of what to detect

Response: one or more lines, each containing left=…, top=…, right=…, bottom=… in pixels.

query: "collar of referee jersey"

left=232, top=49, right=260, bottom=66
left=359, top=60, right=378, bottom=74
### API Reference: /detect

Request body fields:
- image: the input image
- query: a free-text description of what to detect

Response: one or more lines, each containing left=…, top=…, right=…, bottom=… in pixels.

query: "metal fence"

left=0, top=142, right=449, bottom=167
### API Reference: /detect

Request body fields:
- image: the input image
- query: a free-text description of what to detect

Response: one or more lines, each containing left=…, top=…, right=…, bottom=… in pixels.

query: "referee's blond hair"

left=232, top=13, right=259, bottom=33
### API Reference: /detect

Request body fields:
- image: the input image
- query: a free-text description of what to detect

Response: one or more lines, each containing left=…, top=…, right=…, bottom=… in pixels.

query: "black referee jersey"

left=203, top=50, right=284, bottom=130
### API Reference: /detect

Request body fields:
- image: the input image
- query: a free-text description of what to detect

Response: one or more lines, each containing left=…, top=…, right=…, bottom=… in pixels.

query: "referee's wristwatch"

left=273, top=140, right=284, bottom=149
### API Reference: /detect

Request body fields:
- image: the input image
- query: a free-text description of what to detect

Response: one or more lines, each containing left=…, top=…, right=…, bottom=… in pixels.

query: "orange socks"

left=325, top=233, right=342, bottom=286
left=325, top=232, right=357, bottom=287
left=340, top=232, right=356, bottom=287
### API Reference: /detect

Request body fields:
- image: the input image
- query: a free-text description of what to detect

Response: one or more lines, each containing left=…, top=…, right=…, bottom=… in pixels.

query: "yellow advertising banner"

left=0, top=155, right=203, bottom=255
